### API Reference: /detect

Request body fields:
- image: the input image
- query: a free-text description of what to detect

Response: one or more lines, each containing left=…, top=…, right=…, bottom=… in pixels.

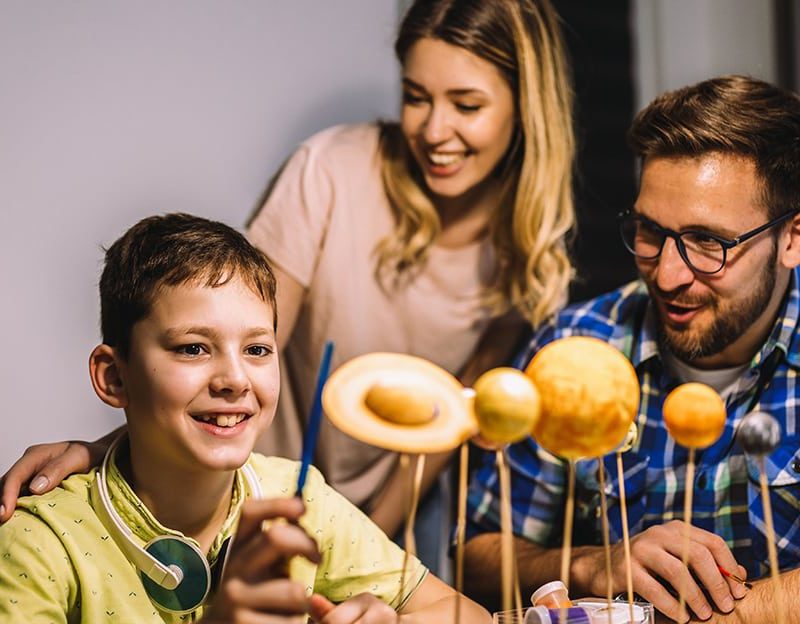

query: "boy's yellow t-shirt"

left=0, top=453, right=427, bottom=623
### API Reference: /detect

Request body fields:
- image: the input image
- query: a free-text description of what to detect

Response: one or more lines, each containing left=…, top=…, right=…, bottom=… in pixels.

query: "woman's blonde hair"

left=377, top=0, right=575, bottom=326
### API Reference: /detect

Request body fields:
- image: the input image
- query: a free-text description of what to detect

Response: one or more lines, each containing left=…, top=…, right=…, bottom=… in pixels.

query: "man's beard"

left=655, top=247, right=778, bottom=362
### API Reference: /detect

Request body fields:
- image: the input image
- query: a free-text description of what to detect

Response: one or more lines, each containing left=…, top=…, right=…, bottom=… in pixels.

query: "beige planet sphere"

left=473, top=367, right=541, bottom=445
left=525, top=336, right=639, bottom=459
left=662, top=382, right=726, bottom=448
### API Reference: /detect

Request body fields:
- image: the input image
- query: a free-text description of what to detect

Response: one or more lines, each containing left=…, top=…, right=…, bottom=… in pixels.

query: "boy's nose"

left=210, top=356, right=250, bottom=395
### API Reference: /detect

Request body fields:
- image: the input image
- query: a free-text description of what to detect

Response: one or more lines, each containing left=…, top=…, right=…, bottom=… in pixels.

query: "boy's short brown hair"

left=100, top=213, right=277, bottom=358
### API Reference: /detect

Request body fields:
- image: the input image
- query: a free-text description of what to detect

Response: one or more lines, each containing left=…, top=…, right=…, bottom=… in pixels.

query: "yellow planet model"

left=473, top=367, right=541, bottom=445
left=525, top=336, right=639, bottom=459
left=662, top=382, right=726, bottom=448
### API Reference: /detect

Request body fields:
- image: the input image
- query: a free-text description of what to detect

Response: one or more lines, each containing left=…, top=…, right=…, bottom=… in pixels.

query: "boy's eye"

left=175, top=344, right=205, bottom=356
left=245, top=345, right=273, bottom=357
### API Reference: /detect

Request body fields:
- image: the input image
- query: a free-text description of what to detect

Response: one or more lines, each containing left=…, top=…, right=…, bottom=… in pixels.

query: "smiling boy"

left=0, top=213, right=488, bottom=623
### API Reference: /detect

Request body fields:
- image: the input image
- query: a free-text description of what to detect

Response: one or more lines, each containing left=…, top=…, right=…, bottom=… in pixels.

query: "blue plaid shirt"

left=467, top=271, right=800, bottom=579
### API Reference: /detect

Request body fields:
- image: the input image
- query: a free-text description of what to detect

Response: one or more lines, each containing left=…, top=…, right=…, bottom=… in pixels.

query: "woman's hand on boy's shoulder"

left=0, top=438, right=107, bottom=521
left=203, top=497, right=322, bottom=623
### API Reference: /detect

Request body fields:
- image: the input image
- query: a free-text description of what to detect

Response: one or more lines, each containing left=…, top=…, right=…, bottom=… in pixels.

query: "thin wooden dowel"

left=759, top=456, right=787, bottom=624
left=560, top=459, right=576, bottom=623
left=678, top=448, right=696, bottom=622
left=455, top=442, right=469, bottom=624
left=497, top=449, right=514, bottom=615
left=397, top=453, right=411, bottom=606
left=616, top=451, right=635, bottom=624
left=597, top=460, right=614, bottom=624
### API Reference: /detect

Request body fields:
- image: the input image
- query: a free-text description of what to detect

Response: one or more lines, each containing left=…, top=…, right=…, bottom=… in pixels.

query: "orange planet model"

left=473, top=367, right=541, bottom=445
left=662, top=382, right=726, bottom=448
left=525, top=336, right=639, bottom=459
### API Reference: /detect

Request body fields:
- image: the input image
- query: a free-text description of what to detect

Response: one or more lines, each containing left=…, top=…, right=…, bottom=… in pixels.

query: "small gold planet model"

left=472, top=367, right=541, bottom=444
left=662, top=382, right=726, bottom=448
left=525, top=336, right=639, bottom=459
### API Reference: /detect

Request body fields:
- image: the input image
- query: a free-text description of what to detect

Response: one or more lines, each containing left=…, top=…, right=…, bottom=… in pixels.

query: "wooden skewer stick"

left=616, top=451, right=635, bottom=624
left=497, top=449, right=522, bottom=617
left=559, top=459, right=576, bottom=623
left=454, top=442, right=469, bottom=624
left=758, top=455, right=787, bottom=624
left=597, top=460, right=614, bottom=624
left=397, top=453, right=425, bottom=605
left=677, top=447, right=696, bottom=622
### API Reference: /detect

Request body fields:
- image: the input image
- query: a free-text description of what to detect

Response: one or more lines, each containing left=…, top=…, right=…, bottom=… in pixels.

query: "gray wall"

left=632, top=0, right=777, bottom=112
left=0, top=1, right=400, bottom=472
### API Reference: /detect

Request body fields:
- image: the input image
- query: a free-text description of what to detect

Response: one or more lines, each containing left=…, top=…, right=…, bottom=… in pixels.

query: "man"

left=464, top=75, right=800, bottom=624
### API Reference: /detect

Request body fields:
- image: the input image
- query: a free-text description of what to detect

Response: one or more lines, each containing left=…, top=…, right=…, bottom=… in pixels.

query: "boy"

left=0, top=213, right=488, bottom=622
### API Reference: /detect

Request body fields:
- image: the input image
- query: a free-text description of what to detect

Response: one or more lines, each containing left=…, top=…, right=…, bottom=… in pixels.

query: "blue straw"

left=295, top=340, right=335, bottom=497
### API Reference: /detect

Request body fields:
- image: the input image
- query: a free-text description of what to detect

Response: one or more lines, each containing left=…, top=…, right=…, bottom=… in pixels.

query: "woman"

left=1, top=0, right=575, bottom=574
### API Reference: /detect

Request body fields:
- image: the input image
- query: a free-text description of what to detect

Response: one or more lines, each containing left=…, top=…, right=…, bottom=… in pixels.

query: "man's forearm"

left=464, top=533, right=605, bottom=611
left=699, top=568, right=800, bottom=624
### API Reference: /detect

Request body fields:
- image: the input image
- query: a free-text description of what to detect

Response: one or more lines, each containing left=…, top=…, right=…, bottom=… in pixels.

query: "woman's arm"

left=458, top=311, right=528, bottom=386
left=269, top=263, right=306, bottom=353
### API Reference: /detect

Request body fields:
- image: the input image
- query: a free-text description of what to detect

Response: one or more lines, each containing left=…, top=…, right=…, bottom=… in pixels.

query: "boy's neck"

left=116, top=441, right=237, bottom=554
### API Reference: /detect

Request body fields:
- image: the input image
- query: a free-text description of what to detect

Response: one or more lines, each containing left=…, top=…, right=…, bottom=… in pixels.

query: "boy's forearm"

left=399, top=595, right=491, bottom=623
left=697, top=568, right=800, bottom=623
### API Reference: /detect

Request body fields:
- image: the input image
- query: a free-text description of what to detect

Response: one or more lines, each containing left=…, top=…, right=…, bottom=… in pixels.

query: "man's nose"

left=654, top=237, right=695, bottom=292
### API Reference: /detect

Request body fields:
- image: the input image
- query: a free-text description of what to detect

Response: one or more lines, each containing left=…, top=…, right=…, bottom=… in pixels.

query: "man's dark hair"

left=628, top=74, right=800, bottom=218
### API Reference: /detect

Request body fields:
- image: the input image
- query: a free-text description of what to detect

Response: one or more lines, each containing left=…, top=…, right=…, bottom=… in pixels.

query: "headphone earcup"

left=140, top=536, right=211, bottom=613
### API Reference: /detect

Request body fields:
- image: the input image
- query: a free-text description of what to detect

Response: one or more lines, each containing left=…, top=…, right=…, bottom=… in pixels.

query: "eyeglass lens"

left=620, top=216, right=725, bottom=273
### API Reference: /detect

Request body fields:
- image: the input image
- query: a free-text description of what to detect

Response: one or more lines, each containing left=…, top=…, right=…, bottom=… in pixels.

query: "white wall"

left=0, top=1, right=400, bottom=472
left=632, top=0, right=777, bottom=113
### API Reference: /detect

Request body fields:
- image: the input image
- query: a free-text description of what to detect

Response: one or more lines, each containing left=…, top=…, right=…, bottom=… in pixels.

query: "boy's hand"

left=309, top=593, right=397, bottom=623
left=0, top=439, right=106, bottom=522
left=203, top=497, right=322, bottom=623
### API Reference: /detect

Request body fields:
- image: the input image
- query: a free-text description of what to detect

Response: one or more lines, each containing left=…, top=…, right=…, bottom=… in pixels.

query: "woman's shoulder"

left=298, top=122, right=387, bottom=168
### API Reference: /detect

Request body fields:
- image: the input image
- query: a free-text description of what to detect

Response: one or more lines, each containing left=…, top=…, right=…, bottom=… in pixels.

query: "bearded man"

left=464, top=75, right=800, bottom=624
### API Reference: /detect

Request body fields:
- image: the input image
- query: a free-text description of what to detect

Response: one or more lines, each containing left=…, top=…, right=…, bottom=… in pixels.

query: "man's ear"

left=89, top=344, right=128, bottom=409
left=780, top=213, right=800, bottom=269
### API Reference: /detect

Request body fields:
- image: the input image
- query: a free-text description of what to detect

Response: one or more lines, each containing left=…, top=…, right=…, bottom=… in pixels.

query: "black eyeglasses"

left=618, top=209, right=797, bottom=274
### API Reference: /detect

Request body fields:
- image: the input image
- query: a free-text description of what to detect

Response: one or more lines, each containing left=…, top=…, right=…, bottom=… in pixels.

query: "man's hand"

left=202, top=497, right=321, bottom=623
left=577, top=520, right=748, bottom=622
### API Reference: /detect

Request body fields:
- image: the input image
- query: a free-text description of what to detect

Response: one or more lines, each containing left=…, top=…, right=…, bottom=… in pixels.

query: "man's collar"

left=756, top=267, right=800, bottom=369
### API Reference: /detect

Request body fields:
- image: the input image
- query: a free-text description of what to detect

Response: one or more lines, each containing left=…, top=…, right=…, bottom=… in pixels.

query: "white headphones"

left=91, top=435, right=262, bottom=614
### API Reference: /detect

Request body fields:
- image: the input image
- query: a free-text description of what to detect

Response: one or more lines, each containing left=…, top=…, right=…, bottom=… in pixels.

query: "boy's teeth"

left=200, top=414, right=246, bottom=427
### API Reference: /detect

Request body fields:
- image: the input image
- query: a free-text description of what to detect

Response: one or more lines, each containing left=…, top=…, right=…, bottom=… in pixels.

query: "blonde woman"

left=1, top=0, right=575, bottom=575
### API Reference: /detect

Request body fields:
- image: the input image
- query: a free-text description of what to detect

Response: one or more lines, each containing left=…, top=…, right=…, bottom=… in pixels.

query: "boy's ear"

left=89, top=344, right=128, bottom=409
